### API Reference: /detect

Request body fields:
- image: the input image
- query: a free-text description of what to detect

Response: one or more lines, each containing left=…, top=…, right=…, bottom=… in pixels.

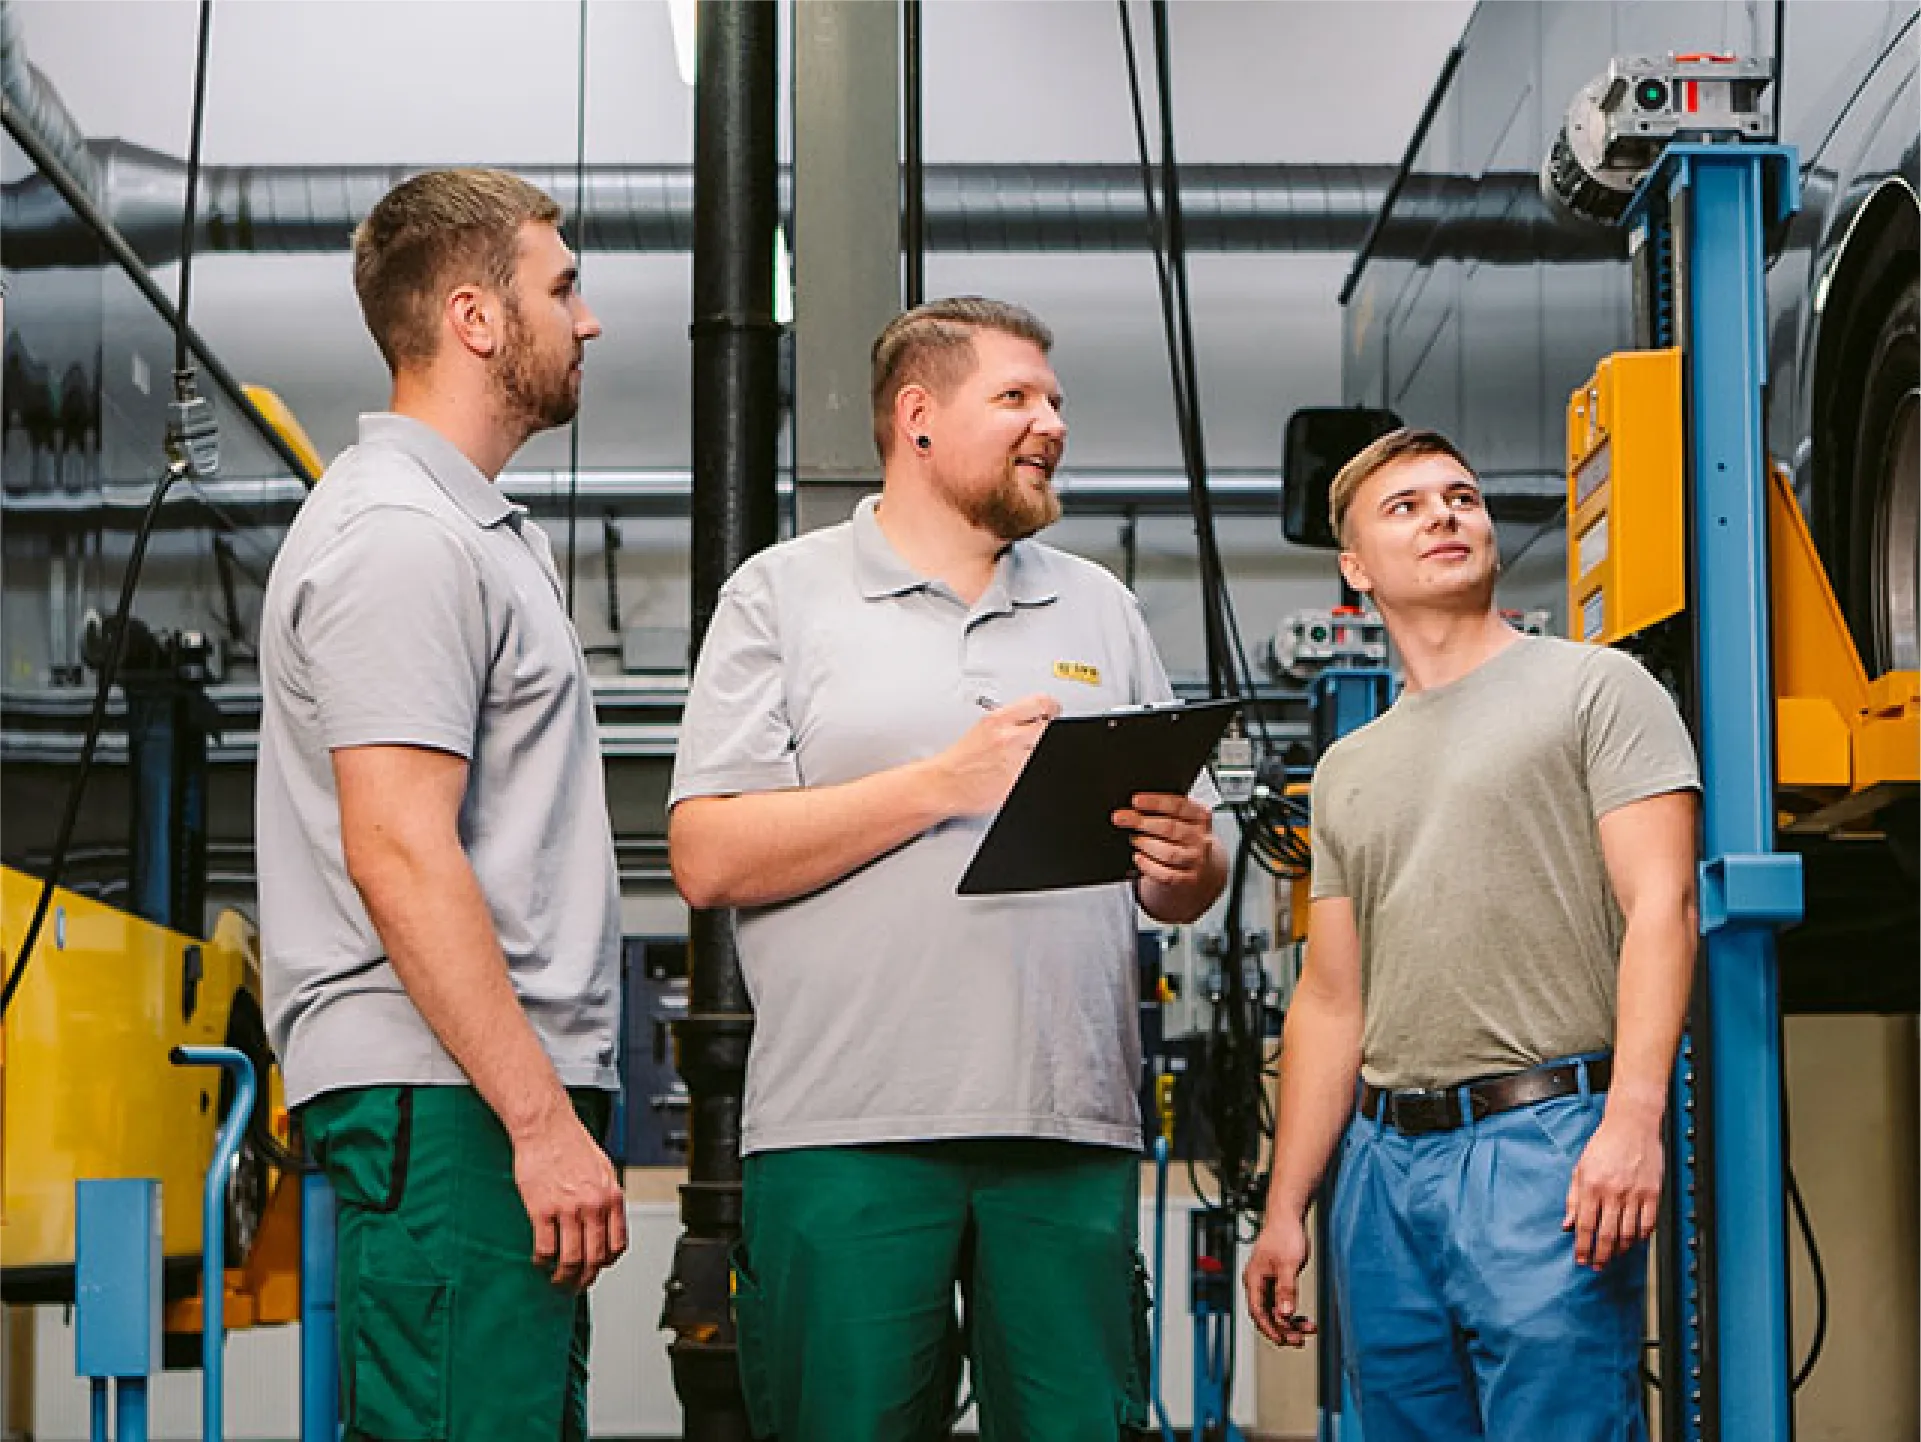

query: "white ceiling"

left=10, top=0, right=1476, bottom=470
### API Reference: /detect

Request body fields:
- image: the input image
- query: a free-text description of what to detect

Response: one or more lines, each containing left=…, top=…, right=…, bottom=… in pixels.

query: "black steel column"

left=664, top=4, right=780, bottom=1440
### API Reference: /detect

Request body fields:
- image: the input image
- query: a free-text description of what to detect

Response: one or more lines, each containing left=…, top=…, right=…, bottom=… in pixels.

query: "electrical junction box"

left=1566, top=348, right=1685, bottom=645
left=75, top=1178, right=162, bottom=1379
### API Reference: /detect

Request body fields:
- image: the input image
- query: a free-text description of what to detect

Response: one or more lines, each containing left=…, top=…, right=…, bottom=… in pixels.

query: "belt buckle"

left=1391, top=1087, right=1456, bottom=1134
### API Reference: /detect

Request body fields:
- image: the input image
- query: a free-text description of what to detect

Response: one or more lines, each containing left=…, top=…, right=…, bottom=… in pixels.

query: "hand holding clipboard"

left=957, top=698, right=1240, bottom=895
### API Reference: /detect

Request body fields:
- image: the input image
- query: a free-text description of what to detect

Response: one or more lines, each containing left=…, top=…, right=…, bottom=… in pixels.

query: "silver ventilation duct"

left=2, top=143, right=1619, bottom=269
left=0, top=0, right=99, bottom=200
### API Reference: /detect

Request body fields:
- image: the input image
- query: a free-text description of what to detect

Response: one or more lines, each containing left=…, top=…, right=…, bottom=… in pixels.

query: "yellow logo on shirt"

left=1053, top=661, right=1102, bottom=686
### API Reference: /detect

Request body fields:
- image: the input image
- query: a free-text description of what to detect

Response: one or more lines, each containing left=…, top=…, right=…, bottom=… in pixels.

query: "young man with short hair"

left=670, top=296, right=1229, bottom=1441
left=258, top=168, right=625, bottom=1442
left=1243, top=429, right=1699, bottom=1442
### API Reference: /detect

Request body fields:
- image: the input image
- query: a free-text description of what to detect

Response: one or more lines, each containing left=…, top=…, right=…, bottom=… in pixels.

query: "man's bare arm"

left=1565, top=788, right=1699, bottom=1269
left=670, top=694, right=1059, bottom=910
left=334, top=744, right=627, bottom=1290
left=1244, top=896, right=1365, bottom=1348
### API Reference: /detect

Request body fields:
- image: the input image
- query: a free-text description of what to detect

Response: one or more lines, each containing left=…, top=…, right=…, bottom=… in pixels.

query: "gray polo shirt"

left=671, top=496, right=1205, bottom=1155
left=257, top=413, right=621, bottom=1108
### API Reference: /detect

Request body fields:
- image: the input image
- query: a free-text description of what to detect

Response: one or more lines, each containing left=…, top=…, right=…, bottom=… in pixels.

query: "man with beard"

left=256, top=169, right=626, bottom=1442
left=669, top=296, right=1229, bottom=1441
left=1241, top=430, right=1698, bottom=1442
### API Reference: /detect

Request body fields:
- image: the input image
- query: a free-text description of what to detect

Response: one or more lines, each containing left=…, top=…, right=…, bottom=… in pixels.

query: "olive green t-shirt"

left=1310, top=635, right=1699, bottom=1091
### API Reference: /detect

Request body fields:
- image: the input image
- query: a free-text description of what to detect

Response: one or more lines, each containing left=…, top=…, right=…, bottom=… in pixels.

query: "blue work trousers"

left=1330, top=1068, right=1648, bottom=1442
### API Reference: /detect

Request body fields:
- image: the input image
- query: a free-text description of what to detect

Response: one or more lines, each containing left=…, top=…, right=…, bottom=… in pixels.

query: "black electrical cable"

left=1, top=465, right=187, bottom=1017
left=1772, top=0, right=1787, bottom=140
left=173, top=0, right=215, bottom=376
left=563, top=0, right=590, bottom=615
left=1115, top=1, right=1229, bottom=699
left=0, top=0, right=218, bottom=1021
left=1788, top=1165, right=1828, bottom=1390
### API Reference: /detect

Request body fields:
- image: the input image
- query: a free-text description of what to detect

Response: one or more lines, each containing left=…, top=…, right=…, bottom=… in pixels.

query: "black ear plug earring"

left=915, top=435, right=931, bottom=450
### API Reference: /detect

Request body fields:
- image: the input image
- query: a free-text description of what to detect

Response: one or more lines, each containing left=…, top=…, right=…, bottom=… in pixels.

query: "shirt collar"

left=850, top=495, right=1061, bottom=608
left=356, top=413, right=521, bottom=530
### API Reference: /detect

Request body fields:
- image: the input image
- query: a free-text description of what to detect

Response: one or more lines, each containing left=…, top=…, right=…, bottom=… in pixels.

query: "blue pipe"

left=301, top=1168, right=340, bottom=1442
left=170, top=1044, right=256, bottom=1442
left=115, top=1379, right=148, bottom=1442
left=1149, top=1136, right=1177, bottom=1442
left=90, top=1377, right=108, bottom=1442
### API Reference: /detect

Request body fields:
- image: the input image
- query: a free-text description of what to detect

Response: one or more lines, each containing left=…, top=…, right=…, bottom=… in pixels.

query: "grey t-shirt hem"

left=288, top=1058, right=621, bottom=1109
left=282, top=1000, right=619, bottom=1107
left=742, top=1113, right=1144, bottom=1156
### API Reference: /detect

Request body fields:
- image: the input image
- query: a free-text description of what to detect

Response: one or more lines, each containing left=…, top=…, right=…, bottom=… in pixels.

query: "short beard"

left=947, top=466, right=1063, bottom=542
left=494, top=297, right=579, bottom=435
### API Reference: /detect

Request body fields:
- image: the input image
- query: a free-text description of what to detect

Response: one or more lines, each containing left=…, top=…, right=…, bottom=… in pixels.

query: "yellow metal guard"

left=1566, top=349, right=1686, bottom=646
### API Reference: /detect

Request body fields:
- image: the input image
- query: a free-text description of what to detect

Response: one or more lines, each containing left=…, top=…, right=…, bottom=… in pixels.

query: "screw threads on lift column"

left=664, top=3, right=780, bottom=1440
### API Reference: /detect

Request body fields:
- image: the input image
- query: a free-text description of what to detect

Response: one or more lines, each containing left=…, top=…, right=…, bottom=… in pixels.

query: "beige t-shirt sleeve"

left=1578, top=646, right=1701, bottom=819
left=1308, top=757, right=1350, bottom=900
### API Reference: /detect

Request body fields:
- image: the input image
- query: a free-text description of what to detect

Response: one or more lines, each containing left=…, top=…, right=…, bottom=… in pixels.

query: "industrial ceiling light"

left=667, top=0, right=697, bottom=87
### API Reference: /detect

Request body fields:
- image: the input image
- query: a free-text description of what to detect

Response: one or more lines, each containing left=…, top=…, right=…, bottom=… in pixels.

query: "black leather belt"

left=1359, top=1055, right=1613, bottom=1137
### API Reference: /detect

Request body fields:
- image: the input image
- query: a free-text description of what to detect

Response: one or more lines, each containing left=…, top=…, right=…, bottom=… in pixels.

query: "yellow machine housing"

left=1565, top=352, right=1919, bottom=830
left=1565, top=348, right=1686, bottom=645
left=0, top=866, right=287, bottom=1310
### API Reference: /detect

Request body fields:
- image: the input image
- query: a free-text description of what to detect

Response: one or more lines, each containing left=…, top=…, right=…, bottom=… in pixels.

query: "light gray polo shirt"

left=670, top=496, right=1205, bottom=1155
left=257, top=413, right=621, bottom=1108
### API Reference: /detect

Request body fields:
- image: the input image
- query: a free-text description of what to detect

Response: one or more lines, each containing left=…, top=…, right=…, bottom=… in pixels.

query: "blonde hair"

left=1328, top=427, right=1475, bottom=544
left=869, top=296, right=1053, bottom=458
left=352, top=168, right=564, bottom=373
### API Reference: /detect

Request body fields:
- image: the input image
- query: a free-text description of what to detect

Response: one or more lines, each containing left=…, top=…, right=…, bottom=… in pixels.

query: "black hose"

left=1788, top=1163, right=1828, bottom=1390
left=2, top=0, right=218, bottom=1018
left=173, top=0, right=215, bottom=377
left=0, top=463, right=188, bottom=1017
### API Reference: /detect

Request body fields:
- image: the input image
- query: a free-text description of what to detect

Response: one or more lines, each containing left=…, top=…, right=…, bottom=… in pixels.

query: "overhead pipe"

left=663, top=2, right=778, bottom=1440
left=3, top=147, right=1623, bottom=268
left=0, top=0, right=100, bottom=200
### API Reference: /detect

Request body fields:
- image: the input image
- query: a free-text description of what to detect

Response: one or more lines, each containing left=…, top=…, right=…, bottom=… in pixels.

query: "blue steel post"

left=114, top=1381, right=148, bottom=1442
left=170, top=1044, right=257, bottom=1442
left=1312, top=663, right=1388, bottom=1442
left=76, top=1178, right=161, bottom=1442
left=1631, top=143, right=1803, bottom=1442
left=301, top=1169, right=340, bottom=1442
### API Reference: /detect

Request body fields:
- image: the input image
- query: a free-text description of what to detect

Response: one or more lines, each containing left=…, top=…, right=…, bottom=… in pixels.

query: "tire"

left=1846, top=278, right=1920, bottom=676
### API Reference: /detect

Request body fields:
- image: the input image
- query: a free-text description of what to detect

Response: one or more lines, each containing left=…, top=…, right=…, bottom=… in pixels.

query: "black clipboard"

left=956, top=698, right=1240, bottom=896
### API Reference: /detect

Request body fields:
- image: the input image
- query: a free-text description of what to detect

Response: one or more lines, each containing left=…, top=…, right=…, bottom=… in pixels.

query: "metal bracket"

left=1698, top=852, right=1804, bottom=933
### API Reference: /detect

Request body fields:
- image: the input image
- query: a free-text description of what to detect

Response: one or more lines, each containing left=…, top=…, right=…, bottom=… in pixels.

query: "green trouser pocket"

left=351, top=1272, right=452, bottom=1440
left=730, top=1243, right=779, bottom=1441
left=301, top=1086, right=414, bottom=1212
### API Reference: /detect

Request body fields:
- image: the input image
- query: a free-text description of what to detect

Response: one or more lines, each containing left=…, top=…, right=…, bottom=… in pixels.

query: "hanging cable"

left=2, top=0, right=218, bottom=1020
left=563, top=0, right=590, bottom=615
left=172, top=0, right=214, bottom=378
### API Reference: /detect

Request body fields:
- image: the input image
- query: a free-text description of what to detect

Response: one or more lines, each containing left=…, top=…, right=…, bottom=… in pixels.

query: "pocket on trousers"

left=1523, top=1094, right=1604, bottom=1163
left=301, top=1086, right=415, bottom=1212
left=349, top=1271, right=451, bottom=1441
left=1121, top=1252, right=1154, bottom=1430
left=730, top=1243, right=779, bottom=1441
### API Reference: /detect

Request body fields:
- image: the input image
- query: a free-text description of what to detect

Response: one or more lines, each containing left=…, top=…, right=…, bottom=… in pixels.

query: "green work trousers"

left=732, top=1139, right=1152, bottom=1442
left=299, top=1084, right=612, bottom=1442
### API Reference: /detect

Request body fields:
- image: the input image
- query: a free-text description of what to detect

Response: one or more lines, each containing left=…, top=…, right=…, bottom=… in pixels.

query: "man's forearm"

left=352, top=841, right=571, bottom=1140
left=1607, top=900, right=1697, bottom=1124
left=1265, top=986, right=1364, bottom=1224
left=671, top=758, right=953, bottom=910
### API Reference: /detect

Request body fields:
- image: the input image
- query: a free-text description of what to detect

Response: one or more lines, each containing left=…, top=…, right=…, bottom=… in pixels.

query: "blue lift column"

left=1625, top=144, right=1803, bottom=1442
left=1310, top=651, right=1391, bottom=1442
